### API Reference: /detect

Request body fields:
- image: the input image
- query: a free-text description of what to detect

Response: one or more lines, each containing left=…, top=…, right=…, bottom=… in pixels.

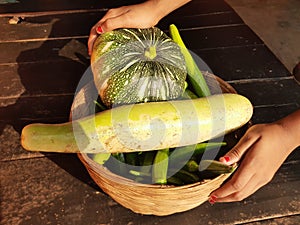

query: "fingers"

left=209, top=159, right=255, bottom=201
left=88, top=2, right=159, bottom=55
left=210, top=161, right=272, bottom=204
left=88, top=7, right=134, bottom=55
left=208, top=126, right=261, bottom=203
left=87, top=7, right=128, bottom=55
left=96, top=7, right=132, bottom=32
left=87, top=15, right=133, bottom=55
left=99, top=7, right=128, bottom=24
left=212, top=174, right=262, bottom=203
left=100, top=14, right=132, bottom=32
left=219, top=126, right=260, bottom=165
left=209, top=125, right=272, bottom=203
left=87, top=28, right=98, bottom=56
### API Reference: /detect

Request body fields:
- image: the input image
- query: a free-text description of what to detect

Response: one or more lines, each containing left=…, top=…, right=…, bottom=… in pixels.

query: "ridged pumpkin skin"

left=91, top=27, right=187, bottom=108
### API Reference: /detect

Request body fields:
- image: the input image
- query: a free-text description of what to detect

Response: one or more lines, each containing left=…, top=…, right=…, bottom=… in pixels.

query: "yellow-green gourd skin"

left=21, top=93, right=253, bottom=153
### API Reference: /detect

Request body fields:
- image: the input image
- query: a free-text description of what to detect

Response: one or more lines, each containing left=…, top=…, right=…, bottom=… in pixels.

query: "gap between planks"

left=235, top=213, right=300, bottom=225
left=0, top=8, right=108, bottom=18
left=226, top=76, right=295, bottom=84
left=0, top=92, right=75, bottom=100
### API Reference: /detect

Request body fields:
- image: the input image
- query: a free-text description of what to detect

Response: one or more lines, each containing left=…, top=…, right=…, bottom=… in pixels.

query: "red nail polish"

left=96, top=26, right=103, bottom=33
left=208, top=195, right=217, bottom=205
left=210, top=195, right=217, bottom=201
left=224, top=156, right=230, bottom=162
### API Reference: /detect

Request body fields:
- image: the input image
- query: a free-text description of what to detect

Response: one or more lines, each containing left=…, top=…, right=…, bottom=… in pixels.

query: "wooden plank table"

left=1, top=0, right=299, bottom=224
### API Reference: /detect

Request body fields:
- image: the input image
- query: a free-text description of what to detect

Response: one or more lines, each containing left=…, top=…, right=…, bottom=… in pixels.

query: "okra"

left=129, top=170, right=151, bottom=177
left=92, top=153, right=111, bottom=165
left=182, top=89, right=198, bottom=99
left=199, top=160, right=235, bottom=174
left=139, top=151, right=156, bottom=174
left=104, top=153, right=128, bottom=178
left=112, top=153, right=125, bottom=163
left=171, top=169, right=200, bottom=184
left=152, top=149, right=169, bottom=184
left=169, top=142, right=226, bottom=165
left=167, top=176, right=185, bottom=186
left=124, top=152, right=139, bottom=166
left=127, top=151, right=156, bottom=183
left=184, top=160, right=199, bottom=172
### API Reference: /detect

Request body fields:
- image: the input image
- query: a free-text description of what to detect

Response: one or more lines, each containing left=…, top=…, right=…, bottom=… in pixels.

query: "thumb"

left=220, top=130, right=259, bottom=165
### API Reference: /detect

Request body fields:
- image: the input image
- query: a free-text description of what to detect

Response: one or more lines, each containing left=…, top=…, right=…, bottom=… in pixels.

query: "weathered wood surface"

left=0, top=0, right=299, bottom=224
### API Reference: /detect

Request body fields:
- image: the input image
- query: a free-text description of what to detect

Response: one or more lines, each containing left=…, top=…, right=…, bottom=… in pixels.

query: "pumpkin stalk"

left=145, top=45, right=157, bottom=60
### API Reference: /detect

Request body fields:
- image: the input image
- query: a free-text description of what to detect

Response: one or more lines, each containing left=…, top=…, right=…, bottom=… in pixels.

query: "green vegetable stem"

left=169, top=24, right=211, bottom=97
left=169, top=142, right=226, bottom=165
left=199, top=160, right=236, bottom=174
left=92, top=153, right=111, bottom=165
left=152, top=149, right=169, bottom=184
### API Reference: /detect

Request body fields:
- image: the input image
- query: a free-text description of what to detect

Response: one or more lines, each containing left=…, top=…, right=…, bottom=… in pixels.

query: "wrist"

left=149, top=0, right=191, bottom=21
left=276, top=110, right=300, bottom=153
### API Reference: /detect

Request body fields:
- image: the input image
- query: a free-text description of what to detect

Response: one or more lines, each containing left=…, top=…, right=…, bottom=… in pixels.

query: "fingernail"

left=224, top=156, right=230, bottom=162
left=208, top=195, right=217, bottom=205
left=210, top=195, right=217, bottom=201
left=96, top=26, right=103, bottom=34
left=209, top=199, right=215, bottom=205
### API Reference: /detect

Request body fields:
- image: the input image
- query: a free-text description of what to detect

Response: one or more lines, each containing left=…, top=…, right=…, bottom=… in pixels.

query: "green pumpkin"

left=91, top=27, right=187, bottom=108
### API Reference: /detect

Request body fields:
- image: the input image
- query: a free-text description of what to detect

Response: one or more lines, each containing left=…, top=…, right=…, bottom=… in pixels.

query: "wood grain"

left=0, top=0, right=299, bottom=224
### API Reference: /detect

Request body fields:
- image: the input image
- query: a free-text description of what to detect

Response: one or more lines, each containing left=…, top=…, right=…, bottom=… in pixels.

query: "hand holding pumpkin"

left=88, top=0, right=191, bottom=55
left=210, top=109, right=300, bottom=203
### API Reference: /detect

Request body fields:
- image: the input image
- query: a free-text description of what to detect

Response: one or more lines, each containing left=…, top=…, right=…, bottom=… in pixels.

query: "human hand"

left=88, top=1, right=162, bottom=55
left=209, top=120, right=299, bottom=203
left=88, top=0, right=192, bottom=55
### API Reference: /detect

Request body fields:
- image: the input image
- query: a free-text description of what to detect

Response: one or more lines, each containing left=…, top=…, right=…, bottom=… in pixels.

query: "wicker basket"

left=72, top=72, right=238, bottom=216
